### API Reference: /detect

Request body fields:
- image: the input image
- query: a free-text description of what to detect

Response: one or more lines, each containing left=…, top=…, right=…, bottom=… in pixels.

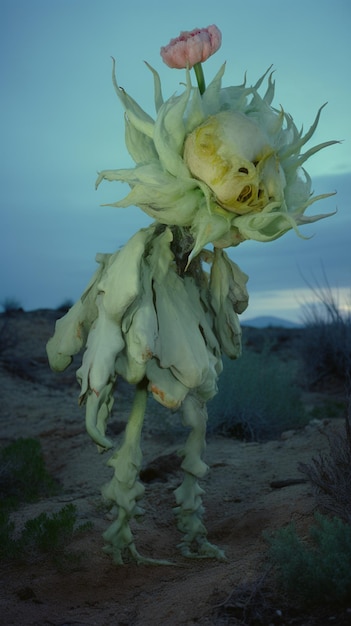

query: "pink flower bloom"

left=160, top=25, right=222, bottom=69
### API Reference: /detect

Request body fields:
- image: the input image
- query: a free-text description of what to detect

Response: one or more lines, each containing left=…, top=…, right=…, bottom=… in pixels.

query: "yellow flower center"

left=183, top=111, right=285, bottom=215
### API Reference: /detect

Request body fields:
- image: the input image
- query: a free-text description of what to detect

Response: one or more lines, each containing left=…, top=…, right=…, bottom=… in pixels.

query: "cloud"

left=240, top=285, right=351, bottom=325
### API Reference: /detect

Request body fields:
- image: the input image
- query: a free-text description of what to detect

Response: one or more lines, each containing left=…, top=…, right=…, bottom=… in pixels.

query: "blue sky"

left=1, top=0, right=350, bottom=323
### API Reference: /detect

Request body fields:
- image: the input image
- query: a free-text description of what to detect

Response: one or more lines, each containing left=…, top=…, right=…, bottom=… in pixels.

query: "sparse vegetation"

left=1, top=292, right=351, bottom=621
left=213, top=574, right=280, bottom=625
left=307, top=398, right=346, bottom=420
left=299, top=277, right=351, bottom=388
left=208, top=278, right=350, bottom=444
left=265, top=513, right=351, bottom=608
left=0, top=503, right=92, bottom=566
left=0, top=438, right=59, bottom=512
left=0, top=318, right=17, bottom=356
left=1, top=297, right=23, bottom=313
left=207, top=343, right=306, bottom=441
left=298, top=396, right=351, bottom=525
left=257, top=282, right=351, bottom=617
left=0, top=439, right=91, bottom=567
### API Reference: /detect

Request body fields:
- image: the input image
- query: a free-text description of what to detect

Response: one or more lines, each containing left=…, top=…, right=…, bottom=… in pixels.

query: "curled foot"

left=175, top=508, right=227, bottom=561
left=102, top=507, right=173, bottom=566
left=180, top=540, right=228, bottom=561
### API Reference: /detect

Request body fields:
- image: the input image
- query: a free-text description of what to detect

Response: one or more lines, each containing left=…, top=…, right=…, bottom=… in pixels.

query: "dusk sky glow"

left=1, top=0, right=350, bottom=323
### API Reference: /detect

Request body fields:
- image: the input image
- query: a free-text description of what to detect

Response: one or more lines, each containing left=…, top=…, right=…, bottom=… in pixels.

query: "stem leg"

left=101, top=379, right=171, bottom=565
left=174, top=393, right=227, bottom=560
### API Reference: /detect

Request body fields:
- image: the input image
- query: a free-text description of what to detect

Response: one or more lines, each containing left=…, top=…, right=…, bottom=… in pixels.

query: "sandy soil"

left=0, top=309, right=349, bottom=626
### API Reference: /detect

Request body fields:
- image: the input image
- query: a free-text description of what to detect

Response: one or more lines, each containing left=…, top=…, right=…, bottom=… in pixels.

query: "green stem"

left=193, top=62, right=206, bottom=95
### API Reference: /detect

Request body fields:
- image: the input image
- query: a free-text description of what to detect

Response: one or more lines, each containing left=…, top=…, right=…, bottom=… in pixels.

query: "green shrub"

left=0, top=438, right=59, bottom=511
left=299, top=410, right=351, bottom=525
left=207, top=345, right=306, bottom=441
left=0, top=439, right=91, bottom=567
left=0, top=504, right=92, bottom=565
left=0, top=510, right=17, bottom=561
left=266, top=513, right=351, bottom=607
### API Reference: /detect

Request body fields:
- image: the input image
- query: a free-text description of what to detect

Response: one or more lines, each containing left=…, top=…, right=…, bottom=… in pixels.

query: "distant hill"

left=241, top=315, right=302, bottom=329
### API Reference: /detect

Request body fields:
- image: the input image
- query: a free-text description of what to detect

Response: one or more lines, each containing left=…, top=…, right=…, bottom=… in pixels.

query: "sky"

left=1, top=0, right=350, bottom=324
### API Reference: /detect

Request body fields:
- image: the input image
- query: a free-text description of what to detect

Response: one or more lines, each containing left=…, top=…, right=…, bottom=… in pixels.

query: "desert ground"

left=0, top=309, right=350, bottom=625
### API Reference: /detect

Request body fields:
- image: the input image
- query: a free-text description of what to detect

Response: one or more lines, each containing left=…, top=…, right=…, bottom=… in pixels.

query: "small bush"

left=0, top=438, right=91, bottom=567
left=0, top=504, right=92, bottom=565
left=0, top=510, right=17, bottom=560
left=299, top=279, right=351, bottom=387
left=213, top=575, right=279, bottom=625
left=0, top=438, right=59, bottom=511
left=266, top=513, right=351, bottom=607
left=0, top=319, right=17, bottom=356
left=1, top=297, right=22, bottom=313
left=207, top=344, right=306, bottom=441
left=298, top=406, right=351, bottom=525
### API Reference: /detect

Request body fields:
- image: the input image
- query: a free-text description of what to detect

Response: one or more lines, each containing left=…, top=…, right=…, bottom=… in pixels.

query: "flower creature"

left=47, top=26, right=337, bottom=565
left=95, top=46, right=337, bottom=261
